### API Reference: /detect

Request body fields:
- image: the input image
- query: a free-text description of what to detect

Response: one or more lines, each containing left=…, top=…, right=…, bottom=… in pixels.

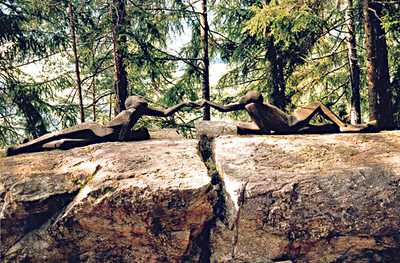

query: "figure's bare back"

left=245, top=103, right=292, bottom=133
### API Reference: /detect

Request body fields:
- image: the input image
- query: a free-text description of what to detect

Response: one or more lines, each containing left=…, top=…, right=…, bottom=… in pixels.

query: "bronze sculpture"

left=198, top=91, right=378, bottom=135
left=6, top=96, right=199, bottom=156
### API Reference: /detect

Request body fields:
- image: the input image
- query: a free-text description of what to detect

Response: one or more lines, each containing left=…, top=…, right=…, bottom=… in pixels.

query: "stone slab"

left=1, top=136, right=216, bottom=262
left=210, top=131, right=400, bottom=263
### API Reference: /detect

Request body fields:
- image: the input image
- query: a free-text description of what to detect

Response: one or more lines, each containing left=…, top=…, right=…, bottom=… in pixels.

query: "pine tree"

left=364, top=0, right=394, bottom=128
left=0, top=0, right=71, bottom=146
left=381, top=0, right=400, bottom=126
left=111, top=0, right=128, bottom=114
left=69, top=0, right=84, bottom=122
left=346, top=0, right=361, bottom=124
left=215, top=0, right=328, bottom=111
left=200, top=0, right=211, bottom=120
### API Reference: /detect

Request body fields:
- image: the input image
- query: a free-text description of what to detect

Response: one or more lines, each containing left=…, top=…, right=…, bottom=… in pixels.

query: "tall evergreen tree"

left=111, top=0, right=128, bottom=114
left=69, top=0, right=84, bottom=122
left=200, top=0, right=211, bottom=120
left=215, top=0, right=327, bottom=111
left=364, top=0, right=394, bottom=128
left=0, top=0, right=72, bottom=146
left=346, top=0, right=361, bottom=124
left=381, top=1, right=400, bottom=126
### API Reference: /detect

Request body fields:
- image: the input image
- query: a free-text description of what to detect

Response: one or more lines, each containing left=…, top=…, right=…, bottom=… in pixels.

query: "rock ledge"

left=2, top=125, right=400, bottom=263
left=208, top=129, right=400, bottom=263
left=1, top=134, right=216, bottom=262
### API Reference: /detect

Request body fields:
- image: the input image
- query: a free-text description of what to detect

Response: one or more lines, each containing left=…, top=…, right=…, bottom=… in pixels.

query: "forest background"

left=1, top=0, right=399, bottom=148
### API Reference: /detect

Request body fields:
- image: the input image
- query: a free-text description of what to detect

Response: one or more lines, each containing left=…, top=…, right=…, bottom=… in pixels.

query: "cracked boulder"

left=210, top=131, right=400, bottom=263
left=1, top=131, right=217, bottom=262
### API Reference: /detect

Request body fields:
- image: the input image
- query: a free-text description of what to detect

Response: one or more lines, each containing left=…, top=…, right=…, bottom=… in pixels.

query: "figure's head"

left=125, top=96, right=148, bottom=110
left=239, top=91, right=264, bottom=105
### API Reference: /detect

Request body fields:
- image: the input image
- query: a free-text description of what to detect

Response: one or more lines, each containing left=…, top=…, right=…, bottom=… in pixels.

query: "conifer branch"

left=4, top=52, right=64, bottom=70
left=128, top=0, right=202, bottom=14
left=319, top=80, right=349, bottom=102
left=301, top=49, right=347, bottom=63
left=81, top=64, right=114, bottom=83
left=299, top=63, right=349, bottom=91
left=83, top=92, right=114, bottom=109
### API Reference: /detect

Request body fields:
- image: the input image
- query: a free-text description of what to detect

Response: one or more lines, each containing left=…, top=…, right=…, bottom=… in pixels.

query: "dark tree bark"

left=260, top=0, right=286, bottom=111
left=12, top=85, right=48, bottom=138
left=111, top=0, right=128, bottom=115
left=266, top=43, right=286, bottom=111
left=68, top=0, right=84, bottom=123
left=200, top=0, right=211, bottom=120
left=92, top=77, right=96, bottom=121
left=364, top=0, right=394, bottom=128
left=346, top=0, right=361, bottom=124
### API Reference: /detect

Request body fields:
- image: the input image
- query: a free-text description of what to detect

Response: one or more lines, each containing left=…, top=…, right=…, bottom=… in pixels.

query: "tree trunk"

left=68, top=0, right=84, bottom=123
left=12, top=85, right=48, bottom=138
left=92, top=77, right=96, bottom=121
left=109, top=93, right=113, bottom=122
left=263, top=0, right=286, bottom=110
left=267, top=43, right=286, bottom=110
left=200, top=0, right=210, bottom=120
left=364, top=0, right=394, bottom=128
left=111, top=0, right=128, bottom=115
left=346, top=0, right=361, bottom=125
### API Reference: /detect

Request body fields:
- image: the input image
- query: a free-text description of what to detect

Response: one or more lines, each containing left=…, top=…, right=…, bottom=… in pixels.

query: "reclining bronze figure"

left=198, top=91, right=377, bottom=134
left=6, top=96, right=198, bottom=156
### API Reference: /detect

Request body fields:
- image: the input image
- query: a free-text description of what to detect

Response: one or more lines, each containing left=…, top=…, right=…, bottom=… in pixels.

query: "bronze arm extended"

left=199, top=100, right=245, bottom=112
left=144, top=101, right=199, bottom=117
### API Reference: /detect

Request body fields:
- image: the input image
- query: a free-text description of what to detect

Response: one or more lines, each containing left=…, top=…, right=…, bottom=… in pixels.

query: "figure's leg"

left=6, top=122, right=111, bottom=156
left=290, top=102, right=377, bottom=132
left=42, top=139, right=92, bottom=150
left=297, top=123, right=340, bottom=134
left=236, top=122, right=269, bottom=135
left=290, top=102, right=345, bottom=126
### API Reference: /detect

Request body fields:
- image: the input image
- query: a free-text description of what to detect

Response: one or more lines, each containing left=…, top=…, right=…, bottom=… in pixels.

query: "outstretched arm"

left=144, top=101, right=199, bottom=117
left=199, top=100, right=245, bottom=112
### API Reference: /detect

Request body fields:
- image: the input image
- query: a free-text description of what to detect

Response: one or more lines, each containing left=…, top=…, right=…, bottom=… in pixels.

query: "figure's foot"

left=340, top=124, right=366, bottom=132
left=339, top=120, right=379, bottom=133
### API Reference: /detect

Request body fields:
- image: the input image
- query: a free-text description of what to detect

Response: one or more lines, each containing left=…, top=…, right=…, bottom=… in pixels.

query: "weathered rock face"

left=209, top=130, right=400, bottom=263
left=195, top=121, right=237, bottom=161
left=2, top=124, right=400, bottom=263
left=1, top=131, right=217, bottom=262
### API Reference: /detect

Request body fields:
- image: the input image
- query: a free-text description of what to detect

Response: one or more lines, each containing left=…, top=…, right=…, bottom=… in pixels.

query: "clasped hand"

left=184, top=100, right=206, bottom=109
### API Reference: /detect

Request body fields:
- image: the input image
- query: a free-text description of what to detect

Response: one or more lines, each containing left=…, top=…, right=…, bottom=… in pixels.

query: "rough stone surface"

left=3, top=124, right=400, bottom=263
left=196, top=121, right=237, bottom=160
left=1, top=131, right=217, bottom=262
left=209, top=131, right=400, bottom=263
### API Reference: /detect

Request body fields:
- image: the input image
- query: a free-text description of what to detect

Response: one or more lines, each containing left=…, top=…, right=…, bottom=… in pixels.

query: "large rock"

left=3, top=124, right=400, bottom=263
left=1, top=132, right=217, bottom=262
left=209, top=130, right=400, bottom=263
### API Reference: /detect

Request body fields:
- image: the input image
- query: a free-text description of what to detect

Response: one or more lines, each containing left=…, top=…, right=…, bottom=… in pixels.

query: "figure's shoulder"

left=106, top=110, right=134, bottom=127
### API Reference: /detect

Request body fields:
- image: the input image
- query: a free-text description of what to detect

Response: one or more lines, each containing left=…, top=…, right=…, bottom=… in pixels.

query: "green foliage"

left=245, top=1, right=325, bottom=51
left=0, top=0, right=73, bottom=147
left=212, top=0, right=331, bottom=120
